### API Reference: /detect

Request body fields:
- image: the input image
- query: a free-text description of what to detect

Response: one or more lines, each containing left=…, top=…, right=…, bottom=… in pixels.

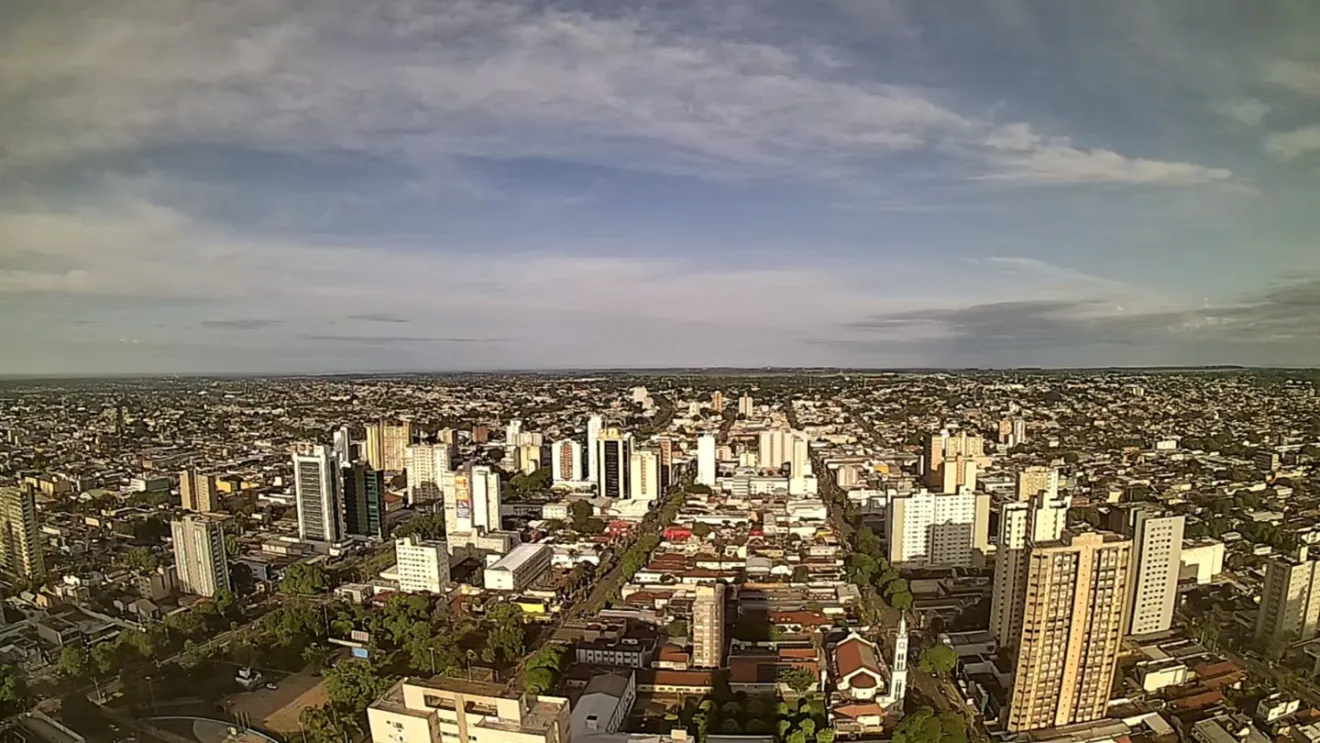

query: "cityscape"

left=0, top=371, right=1317, bottom=743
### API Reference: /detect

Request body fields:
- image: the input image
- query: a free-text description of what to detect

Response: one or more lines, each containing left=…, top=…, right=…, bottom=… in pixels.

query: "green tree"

left=918, top=644, right=958, bottom=676
left=720, top=719, right=741, bottom=734
left=883, top=578, right=909, bottom=598
left=817, top=730, right=836, bottom=743
left=666, top=618, right=689, bottom=638
left=225, top=533, right=242, bottom=558
left=786, top=731, right=807, bottom=743
left=792, top=565, right=811, bottom=582
left=856, top=527, right=882, bottom=557
left=325, top=659, right=390, bottom=715
left=482, top=603, right=526, bottom=665
left=58, top=646, right=90, bottom=679
left=778, top=666, right=815, bottom=693
left=890, top=591, right=914, bottom=611
left=570, top=500, right=594, bottom=531
left=125, top=547, right=158, bottom=573
left=525, top=667, right=555, bottom=695
left=800, top=719, right=817, bottom=737
left=777, top=720, right=793, bottom=738
left=281, top=563, right=330, bottom=596
left=0, top=664, right=27, bottom=716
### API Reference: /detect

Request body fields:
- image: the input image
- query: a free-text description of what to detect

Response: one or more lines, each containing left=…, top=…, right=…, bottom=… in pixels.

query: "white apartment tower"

left=179, top=469, right=218, bottom=513
left=395, top=535, right=450, bottom=593
left=406, top=443, right=454, bottom=505
left=171, top=514, right=230, bottom=598
left=551, top=440, right=583, bottom=483
left=630, top=449, right=660, bottom=501
left=444, top=465, right=502, bottom=536
left=585, top=415, right=603, bottom=484
left=1256, top=546, right=1320, bottom=643
left=1110, top=505, right=1184, bottom=636
left=789, top=434, right=812, bottom=494
left=989, top=470, right=1068, bottom=646
left=696, top=435, right=717, bottom=487
left=888, top=488, right=986, bottom=567
left=293, top=443, right=342, bottom=543
left=738, top=394, right=754, bottom=418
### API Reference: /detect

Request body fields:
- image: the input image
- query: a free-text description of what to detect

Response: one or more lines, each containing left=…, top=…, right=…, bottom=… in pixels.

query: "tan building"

left=0, top=485, right=45, bottom=579
left=692, top=584, right=725, bottom=668
left=368, top=677, right=569, bottom=743
left=989, top=472, right=1068, bottom=646
left=1108, top=505, right=1184, bottom=636
left=171, top=513, right=230, bottom=598
left=1006, top=531, right=1132, bottom=733
left=629, top=450, right=660, bottom=501
left=367, top=420, right=413, bottom=472
left=180, top=469, right=219, bottom=513
left=1256, top=546, right=1320, bottom=644
left=924, top=430, right=986, bottom=493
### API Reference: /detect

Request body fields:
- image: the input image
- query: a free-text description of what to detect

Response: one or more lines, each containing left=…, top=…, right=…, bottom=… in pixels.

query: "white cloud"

left=1211, top=97, right=1270, bottom=127
left=978, top=124, right=1233, bottom=186
left=1264, top=126, right=1320, bottom=161
left=1263, top=59, right=1320, bottom=99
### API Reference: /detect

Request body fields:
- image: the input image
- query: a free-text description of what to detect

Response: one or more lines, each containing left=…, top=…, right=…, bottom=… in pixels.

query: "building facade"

left=0, top=485, right=44, bottom=579
left=395, top=535, right=450, bottom=593
left=551, top=440, right=583, bottom=484
left=444, top=465, right=502, bottom=536
left=179, top=469, right=218, bottom=513
left=629, top=450, right=660, bottom=501
left=692, top=583, right=725, bottom=668
left=696, top=435, right=717, bottom=487
left=367, top=678, right=570, bottom=743
left=1111, top=506, right=1184, bottom=636
left=483, top=543, right=552, bottom=591
left=1256, top=546, right=1320, bottom=643
left=344, top=462, right=388, bottom=540
left=405, top=443, right=453, bottom=505
left=171, top=514, right=230, bottom=597
left=596, top=428, right=632, bottom=499
left=293, top=443, right=343, bottom=544
left=887, top=489, right=987, bottom=567
left=366, top=420, right=413, bottom=472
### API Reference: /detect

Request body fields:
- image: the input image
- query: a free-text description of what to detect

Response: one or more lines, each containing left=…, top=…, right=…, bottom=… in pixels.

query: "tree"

left=890, top=591, right=913, bottom=611
left=919, top=644, right=958, bottom=676
left=215, top=589, right=239, bottom=619
left=525, top=667, right=555, bottom=695
left=325, top=659, right=390, bottom=715
left=720, top=719, right=741, bottom=734
left=800, top=719, right=817, bottom=737
left=570, top=500, right=594, bottom=531
left=282, top=563, right=329, bottom=596
left=58, top=646, right=90, bottom=679
left=125, top=547, right=158, bottom=573
left=225, top=533, right=242, bottom=558
left=666, top=619, right=688, bottom=638
left=792, top=565, right=811, bottom=582
left=0, top=664, right=27, bottom=716
left=892, top=707, right=968, bottom=743
left=786, top=731, right=807, bottom=743
left=817, top=730, right=836, bottom=743
left=778, top=720, right=793, bottom=738
left=883, top=578, right=909, bottom=598
left=482, top=603, right=526, bottom=665
left=778, top=666, right=815, bottom=693
left=856, top=527, right=882, bottom=557
left=692, top=523, right=713, bottom=538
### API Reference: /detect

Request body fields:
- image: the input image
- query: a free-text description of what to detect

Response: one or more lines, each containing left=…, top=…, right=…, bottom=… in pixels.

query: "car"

left=265, top=682, right=279, bottom=690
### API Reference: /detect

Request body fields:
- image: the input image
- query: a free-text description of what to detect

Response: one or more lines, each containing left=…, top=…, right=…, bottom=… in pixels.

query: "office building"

left=585, top=414, right=603, bottom=485
left=696, top=435, right=717, bottom=487
left=789, top=434, right=812, bottom=494
left=989, top=474, right=1068, bottom=645
left=405, top=442, right=453, bottom=506
left=0, top=485, right=44, bottom=579
left=484, top=542, right=552, bottom=591
left=293, top=443, right=342, bottom=543
left=888, top=488, right=987, bottom=567
left=1108, top=505, right=1184, bottom=636
left=366, top=420, right=412, bottom=472
left=1006, top=532, right=1132, bottom=733
left=551, top=440, right=583, bottom=483
left=343, top=463, right=388, bottom=540
left=924, top=429, right=986, bottom=493
left=1256, top=546, right=1320, bottom=643
left=367, top=677, right=569, bottom=743
left=738, top=394, right=754, bottom=417
left=444, top=465, right=502, bottom=536
left=692, top=583, right=725, bottom=668
left=630, top=449, right=660, bottom=501
left=394, top=535, right=450, bottom=593
left=179, top=469, right=219, bottom=513
left=596, top=428, right=632, bottom=499
left=332, top=425, right=352, bottom=469
left=170, top=514, right=229, bottom=598
left=655, top=436, right=674, bottom=490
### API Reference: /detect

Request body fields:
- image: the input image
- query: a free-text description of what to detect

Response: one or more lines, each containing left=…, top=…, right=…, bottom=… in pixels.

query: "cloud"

left=1263, top=59, right=1320, bottom=98
left=200, top=319, right=282, bottom=330
left=346, top=313, right=410, bottom=324
left=1211, top=98, right=1270, bottom=127
left=302, top=334, right=506, bottom=345
left=1264, top=126, right=1320, bottom=161
left=978, top=124, right=1233, bottom=186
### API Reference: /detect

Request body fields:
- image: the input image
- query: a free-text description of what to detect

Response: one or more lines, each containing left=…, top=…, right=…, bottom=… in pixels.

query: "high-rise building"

left=655, top=436, right=674, bottom=490
left=0, top=485, right=44, bottom=579
left=179, top=469, right=219, bottom=513
left=757, top=428, right=791, bottom=473
left=506, top=419, right=523, bottom=443
left=585, top=415, right=603, bottom=485
left=1256, top=546, right=1320, bottom=643
left=789, top=434, right=812, bottom=493
left=1108, top=505, right=1184, bottom=636
left=696, top=434, right=717, bottom=487
left=551, top=440, right=583, bottom=483
left=710, top=391, right=724, bottom=412
left=367, top=677, right=570, bottom=743
left=692, top=583, right=726, bottom=668
left=365, top=420, right=412, bottom=472
left=738, top=394, right=754, bottom=418
left=888, top=489, right=987, bottom=567
left=170, top=514, right=229, bottom=597
left=924, top=429, right=986, bottom=492
left=405, top=443, right=453, bottom=505
left=471, top=424, right=489, bottom=444
left=444, top=465, right=502, bottom=536
left=1006, top=532, right=1132, bottom=733
left=394, top=535, right=450, bottom=593
left=989, top=472, right=1068, bottom=646
left=596, top=428, right=632, bottom=499
left=516, top=443, right=541, bottom=475
left=343, top=463, right=388, bottom=540
left=293, top=443, right=342, bottom=543
left=630, top=449, right=660, bottom=501
left=332, top=425, right=352, bottom=469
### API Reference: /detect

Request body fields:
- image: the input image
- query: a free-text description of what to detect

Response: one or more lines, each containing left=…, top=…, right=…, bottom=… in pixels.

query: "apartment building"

left=368, top=677, right=569, bottom=743
left=395, top=535, right=450, bottom=594
left=692, top=583, right=726, bottom=668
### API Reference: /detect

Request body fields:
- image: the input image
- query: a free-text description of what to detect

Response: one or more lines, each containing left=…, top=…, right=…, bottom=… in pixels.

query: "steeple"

left=888, top=613, right=909, bottom=707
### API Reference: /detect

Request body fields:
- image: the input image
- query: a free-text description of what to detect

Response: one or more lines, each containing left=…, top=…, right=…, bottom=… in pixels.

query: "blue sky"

left=2, top=0, right=1320, bottom=373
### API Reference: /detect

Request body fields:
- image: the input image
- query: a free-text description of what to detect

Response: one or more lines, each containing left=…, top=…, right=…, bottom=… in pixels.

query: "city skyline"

left=4, top=1, right=1320, bottom=373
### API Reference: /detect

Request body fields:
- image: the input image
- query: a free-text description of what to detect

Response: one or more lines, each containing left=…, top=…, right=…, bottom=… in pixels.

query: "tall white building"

left=444, top=465, right=502, bottom=536
left=406, top=443, right=453, bottom=505
left=696, top=435, right=717, bottom=487
left=551, top=440, right=583, bottom=483
left=989, top=475, right=1069, bottom=645
left=887, top=488, right=985, bottom=567
left=395, top=535, right=450, bottom=593
left=292, top=443, right=342, bottom=543
left=692, top=583, right=725, bottom=668
left=586, top=415, right=603, bottom=484
left=629, top=449, right=660, bottom=501
left=596, top=428, right=632, bottom=499
left=757, top=428, right=791, bottom=472
left=738, top=394, right=754, bottom=418
left=171, top=514, right=229, bottom=598
left=789, top=434, right=812, bottom=494
left=506, top=419, right=523, bottom=443
left=331, top=425, right=352, bottom=469
left=1257, top=546, right=1320, bottom=643
left=1112, top=507, right=1184, bottom=636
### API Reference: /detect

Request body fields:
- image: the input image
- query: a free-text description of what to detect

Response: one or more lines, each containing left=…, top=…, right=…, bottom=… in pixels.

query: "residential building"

left=344, top=463, right=388, bottom=540
left=445, top=465, right=502, bottom=536
left=293, top=443, right=342, bottom=543
left=738, top=394, right=754, bottom=417
left=888, top=488, right=987, bottom=567
left=696, top=434, right=717, bottom=487
left=0, top=485, right=44, bottom=579
left=990, top=475, right=1068, bottom=645
left=332, top=425, right=352, bottom=468
left=516, top=443, right=541, bottom=475
left=1255, top=546, right=1320, bottom=643
left=758, top=428, right=792, bottom=472
left=1180, top=540, right=1225, bottom=585
left=367, top=677, right=570, bottom=743
left=924, top=429, right=985, bottom=493
left=1109, top=505, right=1184, bottom=635
left=586, top=414, right=603, bottom=485
left=629, top=449, right=660, bottom=501
left=711, top=391, right=724, bottom=411
left=405, top=443, right=453, bottom=505
left=596, top=428, right=632, bottom=499
left=551, top=440, right=583, bottom=484
left=395, top=535, right=450, bottom=593
left=366, top=420, right=412, bottom=472
left=171, top=514, right=229, bottom=598
left=692, top=583, right=725, bottom=668
left=1006, top=531, right=1133, bottom=733
left=483, top=543, right=552, bottom=591
left=179, top=469, right=218, bottom=513
left=789, top=434, right=812, bottom=494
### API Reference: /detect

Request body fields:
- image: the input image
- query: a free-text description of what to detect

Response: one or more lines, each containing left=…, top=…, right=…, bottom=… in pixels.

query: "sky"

left=2, top=0, right=1320, bottom=374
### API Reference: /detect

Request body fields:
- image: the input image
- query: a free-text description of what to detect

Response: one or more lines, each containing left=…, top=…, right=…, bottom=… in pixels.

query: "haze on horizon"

left=2, top=0, right=1320, bottom=374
